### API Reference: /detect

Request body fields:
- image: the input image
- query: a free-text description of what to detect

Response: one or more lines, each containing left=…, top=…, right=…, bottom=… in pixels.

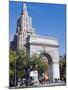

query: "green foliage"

left=16, top=48, right=30, bottom=78
left=9, top=48, right=48, bottom=86
left=30, top=54, right=48, bottom=75
left=9, top=49, right=16, bottom=76
left=59, top=54, right=66, bottom=80
left=16, top=49, right=25, bottom=78
left=9, top=49, right=17, bottom=86
left=9, top=49, right=16, bottom=64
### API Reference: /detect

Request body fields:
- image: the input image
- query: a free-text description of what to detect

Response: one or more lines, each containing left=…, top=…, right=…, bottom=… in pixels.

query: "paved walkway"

left=9, top=82, right=66, bottom=89
left=37, top=82, right=66, bottom=87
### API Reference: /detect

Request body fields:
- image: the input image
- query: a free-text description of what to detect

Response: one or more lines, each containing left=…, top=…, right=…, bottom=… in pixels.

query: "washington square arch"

left=10, top=3, right=60, bottom=83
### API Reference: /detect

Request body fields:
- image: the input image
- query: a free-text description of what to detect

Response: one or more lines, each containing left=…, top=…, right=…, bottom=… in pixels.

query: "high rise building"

left=16, top=3, right=35, bottom=49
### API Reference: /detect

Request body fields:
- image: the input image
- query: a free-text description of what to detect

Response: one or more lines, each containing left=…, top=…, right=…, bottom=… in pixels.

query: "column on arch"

left=52, top=48, right=60, bottom=82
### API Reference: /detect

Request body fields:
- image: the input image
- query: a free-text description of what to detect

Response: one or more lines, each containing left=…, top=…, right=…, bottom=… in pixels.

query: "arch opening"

left=41, top=52, right=53, bottom=82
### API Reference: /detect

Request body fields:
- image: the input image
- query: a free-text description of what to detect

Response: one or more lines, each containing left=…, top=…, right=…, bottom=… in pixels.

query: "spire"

left=23, top=3, right=27, bottom=11
left=21, top=3, right=28, bottom=16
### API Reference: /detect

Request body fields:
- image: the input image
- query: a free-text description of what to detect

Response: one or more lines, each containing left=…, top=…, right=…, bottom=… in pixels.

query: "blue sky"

left=9, top=1, right=66, bottom=56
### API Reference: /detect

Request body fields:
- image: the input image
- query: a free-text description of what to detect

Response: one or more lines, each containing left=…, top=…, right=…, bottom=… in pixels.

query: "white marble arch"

left=26, top=34, right=60, bottom=82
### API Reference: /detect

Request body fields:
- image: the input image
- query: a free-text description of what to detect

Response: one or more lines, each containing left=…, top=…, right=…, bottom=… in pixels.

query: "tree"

left=9, top=49, right=16, bottom=86
left=16, top=49, right=26, bottom=79
left=16, top=48, right=31, bottom=85
left=9, top=48, right=48, bottom=86
left=59, top=54, right=66, bottom=82
left=30, top=54, right=48, bottom=76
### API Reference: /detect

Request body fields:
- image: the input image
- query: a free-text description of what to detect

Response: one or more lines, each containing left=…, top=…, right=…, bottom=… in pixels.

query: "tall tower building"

left=16, top=3, right=35, bottom=49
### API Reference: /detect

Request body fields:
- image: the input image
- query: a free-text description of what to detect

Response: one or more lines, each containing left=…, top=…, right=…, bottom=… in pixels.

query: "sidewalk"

left=9, top=82, right=66, bottom=89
